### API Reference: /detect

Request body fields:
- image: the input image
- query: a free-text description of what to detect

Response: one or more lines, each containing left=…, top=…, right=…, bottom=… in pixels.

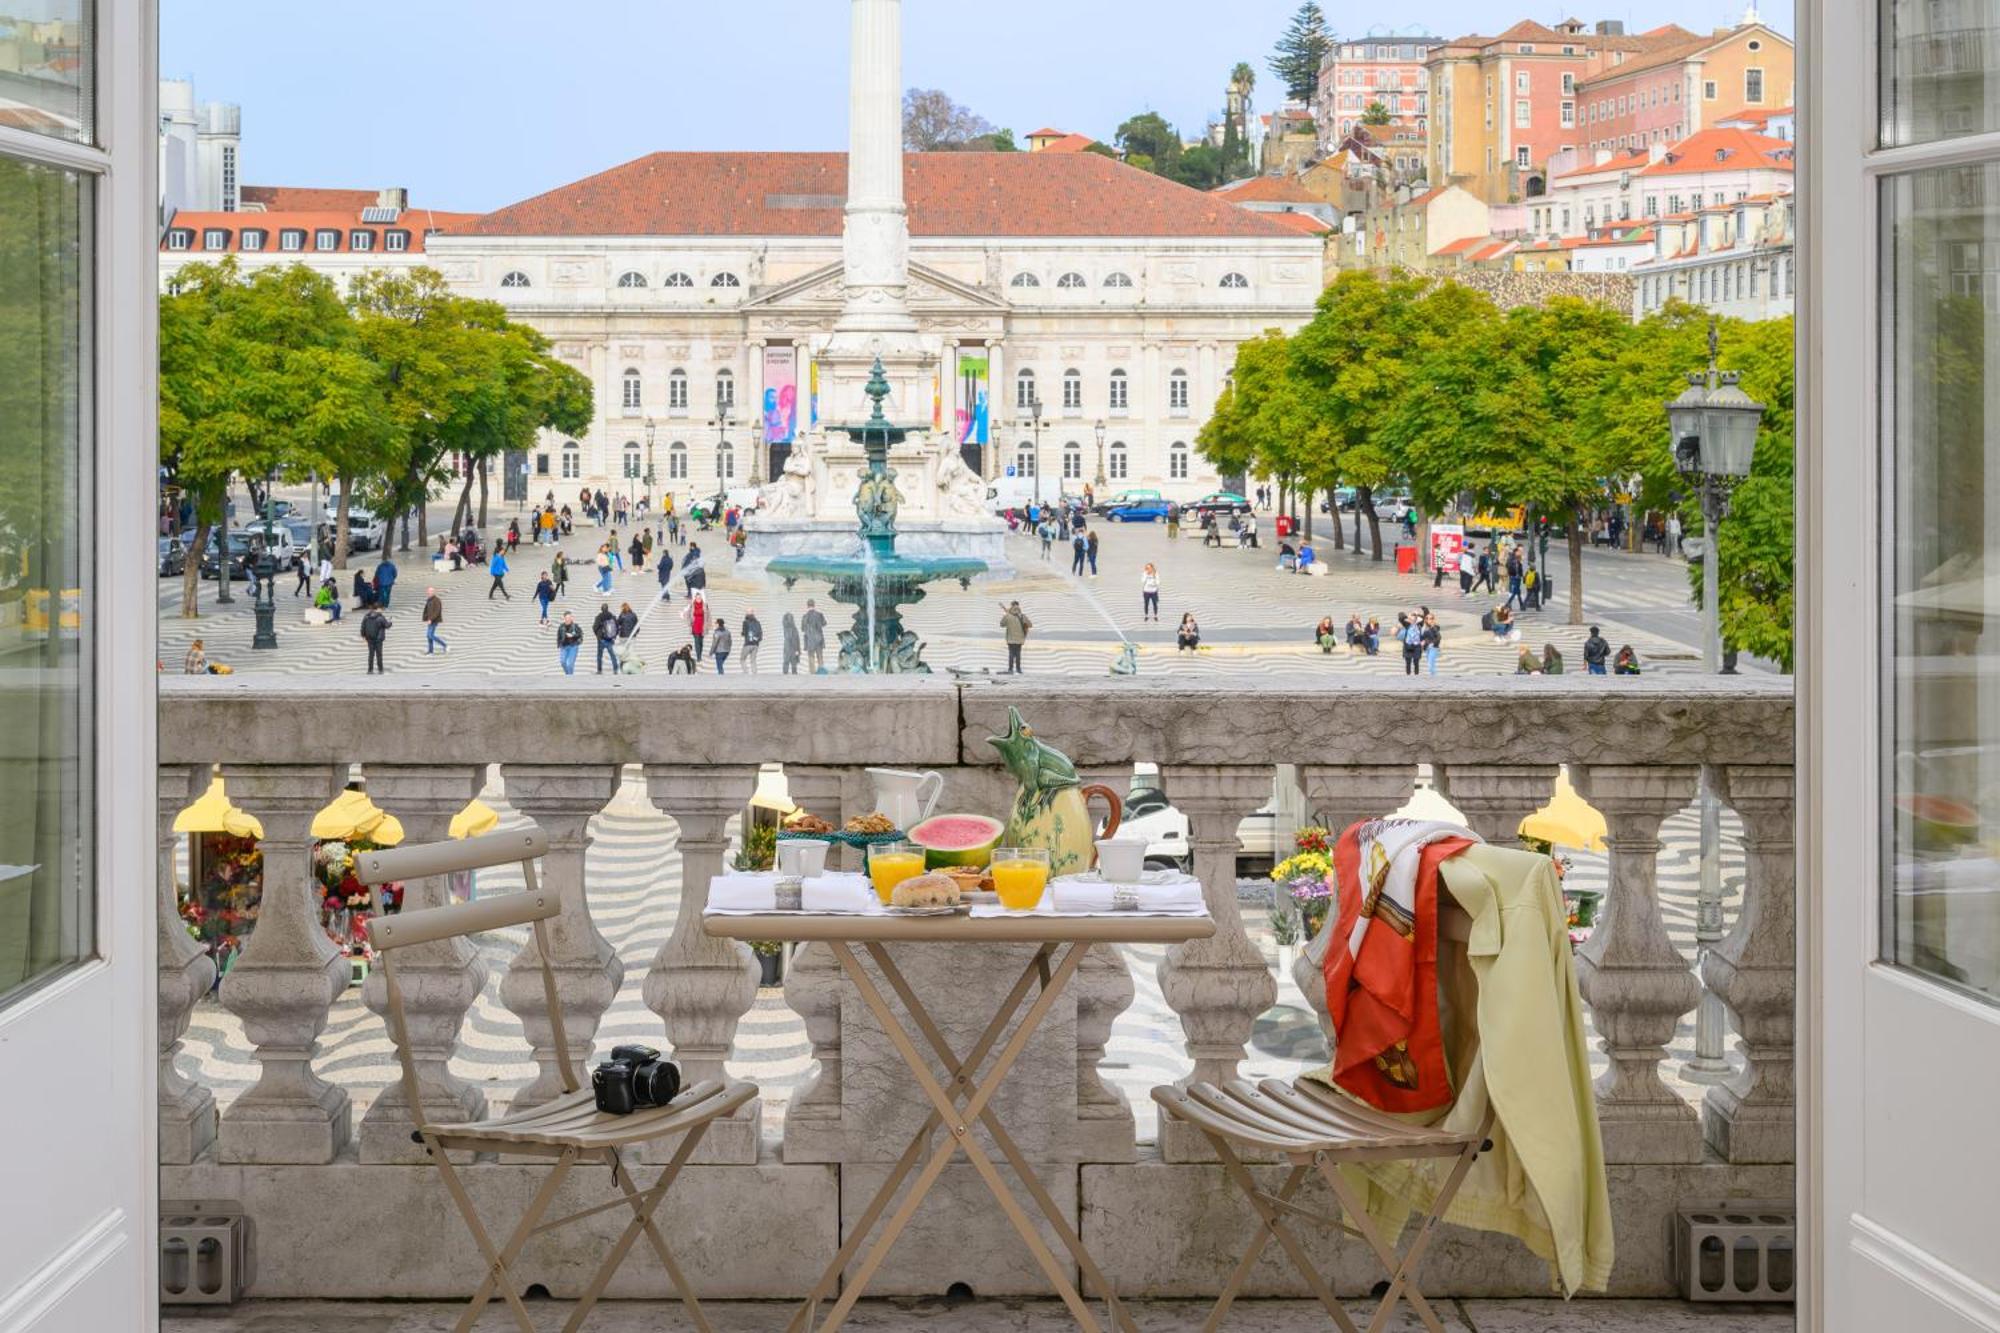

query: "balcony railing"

left=156, top=675, right=1795, bottom=1302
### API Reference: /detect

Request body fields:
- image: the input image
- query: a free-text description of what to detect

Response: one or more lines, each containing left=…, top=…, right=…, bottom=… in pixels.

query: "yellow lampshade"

left=1518, top=768, right=1608, bottom=852
left=748, top=764, right=795, bottom=814
left=172, top=776, right=263, bottom=839
left=310, top=789, right=406, bottom=847
left=449, top=800, right=501, bottom=840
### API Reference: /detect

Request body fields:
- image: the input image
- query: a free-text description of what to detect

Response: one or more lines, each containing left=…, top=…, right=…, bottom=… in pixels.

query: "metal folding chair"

left=1152, top=893, right=1494, bottom=1333
left=357, top=827, right=756, bottom=1333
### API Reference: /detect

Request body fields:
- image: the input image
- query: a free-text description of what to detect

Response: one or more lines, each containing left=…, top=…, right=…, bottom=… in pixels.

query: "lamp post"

left=715, top=406, right=733, bottom=510
left=644, top=419, right=656, bottom=509
left=1094, top=419, right=1108, bottom=490
left=749, top=416, right=766, bottom=488
left=250, top=468, right=279, bottom=650
left=1664, top=318, right=1765, bottom=1083
left=1030, top=396, right=1044, bottom=504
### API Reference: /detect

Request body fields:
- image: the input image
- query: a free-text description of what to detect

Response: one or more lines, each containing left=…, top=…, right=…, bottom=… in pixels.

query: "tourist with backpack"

left=360, top=606, right=392, bottom=674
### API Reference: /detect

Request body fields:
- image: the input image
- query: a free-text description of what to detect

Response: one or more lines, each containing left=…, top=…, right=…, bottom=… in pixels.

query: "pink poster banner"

left=763, top=346, right=798, bottom=445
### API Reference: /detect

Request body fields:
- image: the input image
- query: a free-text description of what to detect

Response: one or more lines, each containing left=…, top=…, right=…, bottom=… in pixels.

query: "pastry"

left=785, top=812, right=835, bottom=834
left=891, top=872, right=963, bottom=909
left=845, top=812, right=897, bottom=835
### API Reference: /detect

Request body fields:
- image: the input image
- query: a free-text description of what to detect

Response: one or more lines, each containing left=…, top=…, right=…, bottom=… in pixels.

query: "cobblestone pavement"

left=176, top=768, right=1745, bottom=1146
left=158, top=512, right=1718, bottom=680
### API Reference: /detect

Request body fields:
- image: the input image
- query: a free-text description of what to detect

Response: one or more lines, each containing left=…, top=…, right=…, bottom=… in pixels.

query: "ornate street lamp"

left=1665, top=318, right=1765, bottom=1083
left=1094, top=419, right=1108, bottom=490
left=1030, top=395, right=1044, bottom=505
left=251, top=466, right=280, bottom=650
left=714, top=406, right=733, bottom=510
left=749, top=415, right=767, bottom=488
left=644, top=418, right=656, bottom=508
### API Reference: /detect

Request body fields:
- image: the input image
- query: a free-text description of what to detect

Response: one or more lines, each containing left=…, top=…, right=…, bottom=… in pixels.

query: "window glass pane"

left=0, top=156, right=93, bottom=1003
left=1884, top=163, right=2000, bottom=1003
left=0, top=0, right=92, bottom=142
left=1883, top=0, right=2000, bottom=145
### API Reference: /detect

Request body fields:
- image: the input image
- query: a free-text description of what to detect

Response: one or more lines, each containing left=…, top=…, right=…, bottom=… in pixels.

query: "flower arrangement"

left=314, top=838, right=402, bottom=961
left=178, top=832, right=263, bottom=978
left=1287, top=875, right=1336, bottom=938
left=1270, top=826, right=1339, bottom=938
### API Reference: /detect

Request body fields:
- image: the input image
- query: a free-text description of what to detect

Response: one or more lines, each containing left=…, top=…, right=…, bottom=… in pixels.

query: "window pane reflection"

left=1885, top=163, right=2000, bottom=1003
left=1883, top=0, right=2000, bottom=146
left=0, top=156, right=93, bottom=1003
left=0, top=1, right=93, bottom=144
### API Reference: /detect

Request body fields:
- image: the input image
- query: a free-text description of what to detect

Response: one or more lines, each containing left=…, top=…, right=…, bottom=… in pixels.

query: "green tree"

left=903, top=89, right=997, bottom=150
left=1362, top=102, right=1392, bottom=126
left=961, top=127, right=1018, bottom=152
left=1167, top=143, right=1227, bottom=191
left=1270, top=2, right=1334, bottom=104
left=1115, top=111, right=1183, bottom=174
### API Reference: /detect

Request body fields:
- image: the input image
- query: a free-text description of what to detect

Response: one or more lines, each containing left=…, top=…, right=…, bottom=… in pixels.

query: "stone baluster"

left=1075, top=766, right=1137, bottom=1148
left=1572, top=764, right=1703, bottom=1164
left=1702, top=765, right=1795, bottom=1162
left=1437, top=764, right=1559, bottom=845
left=497, top=765, right=623, bottom=1110
left=1157, top=765, right=1277, bottom=1162
left=780, top=766, right=851, bottom=1129
left=158, top=763, right=218, bottom=1165
left=359, top=764, right=487, bottom=1163
left=215, top=764, right=349, bottom=1164
left=643, top=765, right=761, bottom=1164
left=1293, top=765, right=1419, bottom=1028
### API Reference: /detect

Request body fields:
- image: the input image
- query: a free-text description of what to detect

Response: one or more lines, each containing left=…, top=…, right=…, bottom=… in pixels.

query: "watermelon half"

left=909, top=813, right=1006, bottom=868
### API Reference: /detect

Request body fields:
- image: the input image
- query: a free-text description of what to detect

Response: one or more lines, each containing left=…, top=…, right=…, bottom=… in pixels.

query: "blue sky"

left=161, top=0, right=1792, bottom=213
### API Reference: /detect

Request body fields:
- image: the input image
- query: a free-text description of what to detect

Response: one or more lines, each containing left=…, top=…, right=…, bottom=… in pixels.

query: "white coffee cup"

left=1094, top=838, right=1147, bottom=885
left=777, top=839, right=830, bottom=879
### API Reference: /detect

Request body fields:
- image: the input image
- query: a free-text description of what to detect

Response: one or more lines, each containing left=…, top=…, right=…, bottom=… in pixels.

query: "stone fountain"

left=767, top=359, right=985, bottom=673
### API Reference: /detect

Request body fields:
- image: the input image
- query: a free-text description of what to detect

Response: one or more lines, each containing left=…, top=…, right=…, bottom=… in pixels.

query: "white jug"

left=866, top=767, right=944, bottom=832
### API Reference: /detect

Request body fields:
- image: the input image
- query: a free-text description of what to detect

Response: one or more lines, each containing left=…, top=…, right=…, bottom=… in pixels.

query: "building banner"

left=763, top=346, right=798, bottom=445
left=1428, top=523, right=1465, bottom=576
left=808, top=358, right=820, bottom=430
left=956, top=353, right=990, bottom=447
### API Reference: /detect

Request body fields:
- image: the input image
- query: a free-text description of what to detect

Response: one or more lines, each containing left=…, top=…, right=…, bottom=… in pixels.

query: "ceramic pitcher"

left=866, top=767, right=944, bottom=832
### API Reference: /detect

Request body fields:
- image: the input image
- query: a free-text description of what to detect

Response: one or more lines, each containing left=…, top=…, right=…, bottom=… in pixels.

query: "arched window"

left=715, top=369, right=735, bottom=411
left=500, top=270, right=531, bottom=289
left=1010, top=272, right=1041, bottom=288
left=1062, top=443, right=1083, bottom=480
left=1015, top=448, right=1036, bottom=477
left=1056, top=272, right=1087, bottom=289
left=1169, top=441, right=1190, bottom=480
left=669, top=369, right=689, bottom=413
left=1218, top=272, right=1250, bottom=289
left=1103, top=272, right=1134, bottom=288
left=623, top=442, right=642, bottom=478
left=669, top=441, right=689, bottom=480
left=717, top=441, right=736, bottom=480
left=711, top=272, right=741, bottom=288
left=1108, top=369, right=1129, bottom=413
left=1169, top=368, right=1191, bottom=414
left=617, top=271, right=647, bottom=288
left=1108, top=441, right=1129, bottom=481
left=1016, top=369, right=1037, bottom=411
left=1061, top=369, right=1083, bottom=412
left=663, top=271, right=694, bottom=288
left=621, top=368, right=642, bottom=412
left=560, top=441, right=581, bottom=479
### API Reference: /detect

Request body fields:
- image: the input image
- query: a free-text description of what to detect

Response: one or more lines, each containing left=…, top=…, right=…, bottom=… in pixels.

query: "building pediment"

left=743, top=261, right=1006, bottom=315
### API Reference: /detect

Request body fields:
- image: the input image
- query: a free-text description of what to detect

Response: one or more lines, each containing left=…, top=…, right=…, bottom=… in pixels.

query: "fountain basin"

left=741, top=518, right=1014, bottom=579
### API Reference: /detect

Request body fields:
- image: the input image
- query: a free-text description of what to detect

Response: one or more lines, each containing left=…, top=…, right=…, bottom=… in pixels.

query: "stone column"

left=1437, top=763, right=1558, bottom=844
left=358, top=764, right=487, bottom=1163
left=834, top=0, right=917, bottom=337
left=780, top=766, right=850, bottom=1133
left=1572, top=764, right=1703, bottom=1164
left=1702, top=765, right=1795, bottom=1163
left=642, top=765, right=761, bottom=1164
left=158, top=763, right=217, bottom=1165
left=496, top=764, right=622, bottom=1110
left=216, top=764, right=349, bottom=1164
left=1157, top=766, right=1276, bottom=1162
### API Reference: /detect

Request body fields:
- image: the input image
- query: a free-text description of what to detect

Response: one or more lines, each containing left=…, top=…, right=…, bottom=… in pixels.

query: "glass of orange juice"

left=990, top=847, right=1051, bottom=911
left=867, top=841, right=928, bottom=904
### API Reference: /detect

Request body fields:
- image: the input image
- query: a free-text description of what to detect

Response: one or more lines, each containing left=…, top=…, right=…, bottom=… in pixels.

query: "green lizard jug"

left=987, top=707, right=1122, bottom=878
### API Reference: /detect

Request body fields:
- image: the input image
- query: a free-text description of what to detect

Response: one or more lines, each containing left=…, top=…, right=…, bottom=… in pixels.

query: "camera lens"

left=633, top=1058, right=681, bottom=1107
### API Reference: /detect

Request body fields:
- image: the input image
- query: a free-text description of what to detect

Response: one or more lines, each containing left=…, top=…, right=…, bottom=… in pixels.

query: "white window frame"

left=621, top=369, right=642, bottom=413
left=1108, top=369, right=1129, bottom=413
left=201, top=228, right=227, bottom=251
left=349, top=229, right=373, bottom=252
left=1016, top=369, right=1037, bottom=411
left=240, top=229, right=264, bottom=252
left=669, top=369, right=689, bottom=413
left=315, top=229, right=340, bottom=252
left=1061, top=369, right=1083, bottom=414
left=384, top=230, right=407, bottom=252
left=1219, top=272, right=1250, bottom=289
left=669, top=442, right=688, bottom=480
left=663, top=271, right=694, bottom=288
left=710, top=272, right=741, bottom=288
left=617, top=270, right=647, bottom=289
left=1169, top=442, right=1190, bottom=480
left=280, top=229, right=303, bottom=251
left=1056, top=272, right=1087, bottom=289
left=1062, top=445, right=1083, bottom=480
left=500, top=270, right=531, bottom=288
left=1169, top=369, right=1191, bottom=414
left=1108, top=442, right=1129, bottom=480
left=715, top=369, right=735, bottom=411
left=561, top=446, right=582, bottom=479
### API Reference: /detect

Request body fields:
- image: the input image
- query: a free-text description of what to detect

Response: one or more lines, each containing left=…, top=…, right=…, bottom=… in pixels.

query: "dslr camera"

left=591, top=1044, right=682, bottom=1116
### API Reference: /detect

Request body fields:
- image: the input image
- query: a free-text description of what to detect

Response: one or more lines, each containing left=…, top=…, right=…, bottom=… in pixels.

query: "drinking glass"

left=866, top=841, right=928, bottom=904
left=990, top=847, right=1052, bottom=911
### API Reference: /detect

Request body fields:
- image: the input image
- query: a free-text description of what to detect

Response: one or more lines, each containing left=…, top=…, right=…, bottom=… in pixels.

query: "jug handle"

left=1083, top=784, right=1123, bottom=845
left=918, top=770, right=946, bottom=822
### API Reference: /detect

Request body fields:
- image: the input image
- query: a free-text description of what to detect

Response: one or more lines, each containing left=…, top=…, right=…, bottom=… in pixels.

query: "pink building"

left=1315, top=29, right=1444, bottom=150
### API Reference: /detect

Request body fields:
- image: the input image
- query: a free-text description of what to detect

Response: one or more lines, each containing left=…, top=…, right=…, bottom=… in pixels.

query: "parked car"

left=156, top=537, right=186, bottom=578
left=339, top=508, right=386, bottom=552
left=1093, top=488, right=1162, bottom=516
left=1105, top=497, right=1170, bottom=523
left=1116, top=785, right=1191, bottom=869
left=1187, top=491, right=1252, bottom=519
left=200, top=527, right=296, bottom=580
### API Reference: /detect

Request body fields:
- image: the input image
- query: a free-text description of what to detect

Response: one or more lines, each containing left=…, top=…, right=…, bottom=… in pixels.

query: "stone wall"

left=1451, top=267, right=1638, bottom=313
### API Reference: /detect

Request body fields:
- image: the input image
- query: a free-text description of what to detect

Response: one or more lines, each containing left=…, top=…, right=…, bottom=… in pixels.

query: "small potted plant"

left=752, top=939, right=786, bottom=987
left=734, top=820, right=783, bottom=985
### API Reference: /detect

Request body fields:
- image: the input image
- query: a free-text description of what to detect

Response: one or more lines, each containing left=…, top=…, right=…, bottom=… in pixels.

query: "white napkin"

left=1049, top=876, right=1207, bottom=915
left=708, top=873, right=778, bottom=912
left=802, top=874, right=880, bottom=914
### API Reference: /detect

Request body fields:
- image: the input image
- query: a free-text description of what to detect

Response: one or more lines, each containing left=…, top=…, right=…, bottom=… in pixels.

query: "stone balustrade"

left=156, top=675, right=1795, bottom=1301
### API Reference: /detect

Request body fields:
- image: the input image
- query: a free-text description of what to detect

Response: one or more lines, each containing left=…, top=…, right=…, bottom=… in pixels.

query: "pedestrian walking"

left=595, top=546, right=613, bottom=594
left=1422, top=612, right=1441, bottom=676
left=686, top=589, right=708, bottom=661
left=373, top=554, right=399, bottom=608
left=1000, top=600, right=1032, bottom=674
left=421, top=587, right=448, bottom=654
left=556, top=612, right=582, bottom=675
left=360, top=606, right=392, bottom=674
left=781, top=612, right=802, bottom=674
left=593, top=604, right=621, bottom=674
left=681, top=543, right=707, bottom=596
left=741, top=609, right=763, bottom=674
left=711, top=619, right=732, bottom=674
left=506, top=518, right=520, bottom=552
left=1583, top=626, right=1611, bottom=675
left=1505, top=548, right=1525, bottom=610
left=1400, top=613, right=1424, bottom=676
left=655, top=546, right=674, bottom=601
left=529, top=507, right=543, bottom=544
left=1038, top=518, right=1054, bottom=559
left=1476, top=549, right=1493, bottom=595
left=629, top=533, right=646, bottom=572
left=1140, top=563, right=1160, bottom=621
left=801, top=598, right=826, bottom=672
left=616, top=601, right=639, bottom=647
left=1457, top=547, right=1476, bottom=595
left=1667, top=513, right=1683, bottom=556
left=1086, top=528, right=1100, bottom=578
left=292, top=550, right=311, bottom=596
left=488, top=548, right=512, bottom=600
left=534, top=573, right=556, bottom=625
left=1070, top=531, right=1087, bottom=576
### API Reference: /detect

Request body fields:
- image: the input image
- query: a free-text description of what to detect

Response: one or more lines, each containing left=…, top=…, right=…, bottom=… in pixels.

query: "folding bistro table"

left=704, top=904, right=1215, bottom=1333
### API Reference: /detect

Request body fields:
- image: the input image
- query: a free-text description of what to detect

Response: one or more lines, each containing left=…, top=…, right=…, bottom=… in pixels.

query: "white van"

left=985, top=476, right=1044, bottom=515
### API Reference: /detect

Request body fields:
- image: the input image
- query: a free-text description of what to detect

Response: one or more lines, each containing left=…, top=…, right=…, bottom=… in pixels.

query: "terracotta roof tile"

left=460, top=151, right=1310, bottom=240
left=240, top=186, right=382, bottom=212
left=162, top=207, right=478, bottom=254
left=1039, top=133, right=1099, bottom=153
left=1215, top=175, right=1321, bottom=204
left=1265, top=211, right=1334, bottom=234
left=1434, top=235, right=1485, bottom=256
left=1639, top=127, right=1793, bottom=178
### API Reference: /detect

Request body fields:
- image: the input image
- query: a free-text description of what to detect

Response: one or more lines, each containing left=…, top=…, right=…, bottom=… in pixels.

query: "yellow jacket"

left=1305, top=841, right=1613, bottom=1295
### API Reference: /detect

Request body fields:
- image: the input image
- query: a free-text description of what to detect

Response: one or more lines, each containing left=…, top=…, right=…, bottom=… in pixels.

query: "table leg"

left=865, top=941, right=1139, bottom=1333
left=814, top=940, right=1098, bottom=1332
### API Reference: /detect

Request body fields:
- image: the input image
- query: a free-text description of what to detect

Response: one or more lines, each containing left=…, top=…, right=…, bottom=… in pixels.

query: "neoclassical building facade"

left=425, top=151, right=1323, bottom=501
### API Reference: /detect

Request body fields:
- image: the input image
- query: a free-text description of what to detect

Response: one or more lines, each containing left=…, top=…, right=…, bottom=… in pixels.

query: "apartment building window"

left=1109, top=442, right=1129, bottom=480
left=1562, top=72, right=1575, bottom=94
left=622, top=369, right=642, bottom=412
left=240, top=229, right=264, bottom=251
left=669, top=369, right=689, bottom=412
left=349, top=230, right=373, bottom=251
left=1516, top=99, right=1532, bottom=126
left=1169, top=369, right=1190, bottom=413
left=1562, top=101, right=1575, bottom=127
left=314, top=229, right=340, bottom=251
left=1169, top=442, right=1190, bottom=479
left=1062, top=444, right=1082, bottom=480
left=1704, top=80, right=1718, bottom=100
left=1061, top=369, right=1083, bottom=412
left=668, top=441, right=688, bottom=480
left=280, top=229, right=303, bottom=251
left=561, top=443, right=581, bottom=479
left=202, top=229, right=227, bottom=251
left=1517, top=146, right=1532, bottom=167
left=384, top=231, right=407, bottom=252
left=220, top=142, right=237, bottom=211
left=1516, top=72, right=1530, bottom=93
left=1745, top=68, right=1765, bottom=103
left=715, top=369, right=735, bottom=410
left=1017, top=369, right=1037, bottom=410
left=1108, top=369, right=1129, bottom=413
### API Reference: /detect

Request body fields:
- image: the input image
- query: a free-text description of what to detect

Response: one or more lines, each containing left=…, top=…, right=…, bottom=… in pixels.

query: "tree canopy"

left=902, top=89, right=997, bottom=151
left=1270, top=2, right=1334, bottom=104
